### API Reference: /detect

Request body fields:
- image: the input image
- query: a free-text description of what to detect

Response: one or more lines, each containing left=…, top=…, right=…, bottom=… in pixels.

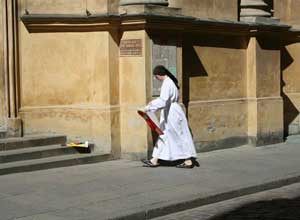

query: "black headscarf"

left=153, top=65, right=180, bottom=89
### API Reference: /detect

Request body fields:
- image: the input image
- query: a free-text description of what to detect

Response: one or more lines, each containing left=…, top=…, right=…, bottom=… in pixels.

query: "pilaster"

left=0, top=0, right=6, bottom=129
left=247, top=37, right=283, bottom=146
left=1, top=0, right=21, bottom=137
left=109, top=29, right=121, bottom=158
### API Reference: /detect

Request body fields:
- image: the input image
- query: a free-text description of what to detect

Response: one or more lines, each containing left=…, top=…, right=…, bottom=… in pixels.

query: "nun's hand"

left=138, top=106, right=148, bottom=112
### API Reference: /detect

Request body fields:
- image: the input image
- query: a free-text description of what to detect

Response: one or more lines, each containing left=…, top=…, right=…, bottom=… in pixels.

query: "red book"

left=137, top=110, right=164, bottom=135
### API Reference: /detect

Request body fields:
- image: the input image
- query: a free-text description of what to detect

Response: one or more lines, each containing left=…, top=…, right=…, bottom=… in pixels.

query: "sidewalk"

left=1, top=138, right=300, bottom=220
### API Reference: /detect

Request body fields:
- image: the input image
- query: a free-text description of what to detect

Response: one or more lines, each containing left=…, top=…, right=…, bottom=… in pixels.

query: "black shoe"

left=176, top=159, right=200, bottom=169
left=141, top=159, right=159, bottom=168
left=193, top=159, right=200, bottom=167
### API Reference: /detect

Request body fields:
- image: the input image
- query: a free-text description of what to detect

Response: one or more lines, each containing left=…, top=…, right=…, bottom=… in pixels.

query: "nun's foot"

left=141, top=159, right=159, bottom=168
left=184, top=159, right=193, bottom=166
left=176, top=159, right=200, bottom=169
left=176, top=162, right=194, bottom=169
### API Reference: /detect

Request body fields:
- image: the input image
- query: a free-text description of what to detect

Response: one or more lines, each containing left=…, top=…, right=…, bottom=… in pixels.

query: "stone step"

left=0, top=145, right=79, bottom=163
left=240, top=8, right=271, bottom=17
left=0, top=153, right=113, bottom=176
left=240, top=0, right=268, bottom=7
left=286, top=135, right=300, bottom=144
left=0, top=135, right=66, bottom=151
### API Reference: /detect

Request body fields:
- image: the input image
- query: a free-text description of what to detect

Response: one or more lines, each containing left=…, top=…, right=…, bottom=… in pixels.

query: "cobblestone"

left=153, top=182, right=300, bottom=220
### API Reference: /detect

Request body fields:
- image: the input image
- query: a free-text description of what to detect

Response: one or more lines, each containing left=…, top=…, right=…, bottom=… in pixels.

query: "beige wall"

left=256, top=39, right=281, bottom=98
left=274, top=0, right=300, bottom=26
left=183, top=35, right=248, bottom=150
left=169, top=0, right=238, bottom=20
left=19, top=0, right=110, bottom=14
left=19, top=22, right=112, bottom=153
left=189, top=100, right=248, bottom=150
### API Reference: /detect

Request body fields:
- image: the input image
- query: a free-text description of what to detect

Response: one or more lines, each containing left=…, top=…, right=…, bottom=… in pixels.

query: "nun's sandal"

left=141, top=159, right=159, bottom=168
left=176, top=159, right=200, bottom=169
left=176, top=163, right=194, bottom=169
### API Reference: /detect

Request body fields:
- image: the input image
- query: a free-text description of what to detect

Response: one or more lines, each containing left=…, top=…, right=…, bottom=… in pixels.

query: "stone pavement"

left=1, top=139, right=300, bottom=220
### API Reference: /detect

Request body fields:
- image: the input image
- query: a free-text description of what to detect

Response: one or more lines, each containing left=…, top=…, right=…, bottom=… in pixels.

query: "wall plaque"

left=120, top=39, right=143, bottom=57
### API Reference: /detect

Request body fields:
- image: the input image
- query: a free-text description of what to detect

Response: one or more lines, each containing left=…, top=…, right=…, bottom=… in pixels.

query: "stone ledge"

left=119, top=4, right=181, bottom=16
left=241, top=16, right=280, bottom=24
left=20, top=12, right=294, bottom=38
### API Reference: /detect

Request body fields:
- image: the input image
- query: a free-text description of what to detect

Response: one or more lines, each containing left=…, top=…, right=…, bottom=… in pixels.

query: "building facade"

left=0, top=0, right=300, bottom=159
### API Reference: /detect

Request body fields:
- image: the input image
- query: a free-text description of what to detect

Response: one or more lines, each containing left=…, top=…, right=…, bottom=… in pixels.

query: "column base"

left=248, top=131, right=284, bottom=146
left=240, top=16, right=280, bottom=24
left=6, top=118, right=22, bottom=137
left=119, top=0, right=169, bottom=6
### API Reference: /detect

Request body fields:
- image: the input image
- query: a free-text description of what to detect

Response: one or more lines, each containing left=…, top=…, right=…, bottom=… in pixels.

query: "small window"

left=152, top=39, right=177, bottom=97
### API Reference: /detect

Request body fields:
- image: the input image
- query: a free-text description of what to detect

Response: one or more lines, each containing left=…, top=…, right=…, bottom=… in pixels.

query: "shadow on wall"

left=181, top=35, right=249, bottom=147
left=281, top=46, right=299, bottom=138
left=210, top=197, right=300, bottom=220
left=182, top=43, right=207, bottom=119
left=182, top=35, right=248, bottom=116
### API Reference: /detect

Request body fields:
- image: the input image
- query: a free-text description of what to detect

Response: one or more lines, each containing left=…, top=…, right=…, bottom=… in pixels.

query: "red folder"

left=137, top=110, right=164, bottom=135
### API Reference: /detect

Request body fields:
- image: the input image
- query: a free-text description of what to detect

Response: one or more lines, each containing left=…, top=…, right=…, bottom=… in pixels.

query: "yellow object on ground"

left=67, top=141, right=89, bottom=148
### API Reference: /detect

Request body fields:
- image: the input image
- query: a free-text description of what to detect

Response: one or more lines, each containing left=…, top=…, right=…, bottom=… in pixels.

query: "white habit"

left=146, top=76, right=197, bottom=161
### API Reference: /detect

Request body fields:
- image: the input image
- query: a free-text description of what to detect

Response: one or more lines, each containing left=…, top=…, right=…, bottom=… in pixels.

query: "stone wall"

left=183, top=34, right=248, bottom=151
left=18, top=22, right=113, bottom=153
left=20, top=0, right=120, bottom=14
left=274, top=0, right=300, bottom=26
left=281, top=44, right=300, bottom=135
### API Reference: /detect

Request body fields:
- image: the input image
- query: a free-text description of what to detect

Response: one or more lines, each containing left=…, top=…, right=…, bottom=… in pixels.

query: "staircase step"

left=0, top=145, right=79, bottom=163
left=0, top=130, right=6, bottom=138
left=0, top=153, right=113, bottom=176
left=0, top=135, right=66, bottom=151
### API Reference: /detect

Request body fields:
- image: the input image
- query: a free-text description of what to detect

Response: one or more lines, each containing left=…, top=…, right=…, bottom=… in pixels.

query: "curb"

left=108, top=175, right=300, bottom=220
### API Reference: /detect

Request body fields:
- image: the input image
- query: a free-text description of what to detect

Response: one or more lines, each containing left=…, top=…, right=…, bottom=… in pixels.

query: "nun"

left=141, top=65, right=199, bottom=168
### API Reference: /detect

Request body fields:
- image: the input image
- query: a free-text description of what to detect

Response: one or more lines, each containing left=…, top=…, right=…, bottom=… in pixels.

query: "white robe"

left=146, top=76, right=197, bottom=161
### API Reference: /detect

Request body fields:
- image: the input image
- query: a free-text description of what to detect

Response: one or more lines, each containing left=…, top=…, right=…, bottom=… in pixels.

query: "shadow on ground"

left=210, top=197, right=300, bottom=220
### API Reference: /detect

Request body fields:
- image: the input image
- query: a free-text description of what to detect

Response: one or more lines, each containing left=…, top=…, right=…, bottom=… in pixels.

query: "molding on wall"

left=189, top=96, right=282, bottom=107
left=20, top=13, right=294, bottom=38
left=19, top=105, right=121, bottom=112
